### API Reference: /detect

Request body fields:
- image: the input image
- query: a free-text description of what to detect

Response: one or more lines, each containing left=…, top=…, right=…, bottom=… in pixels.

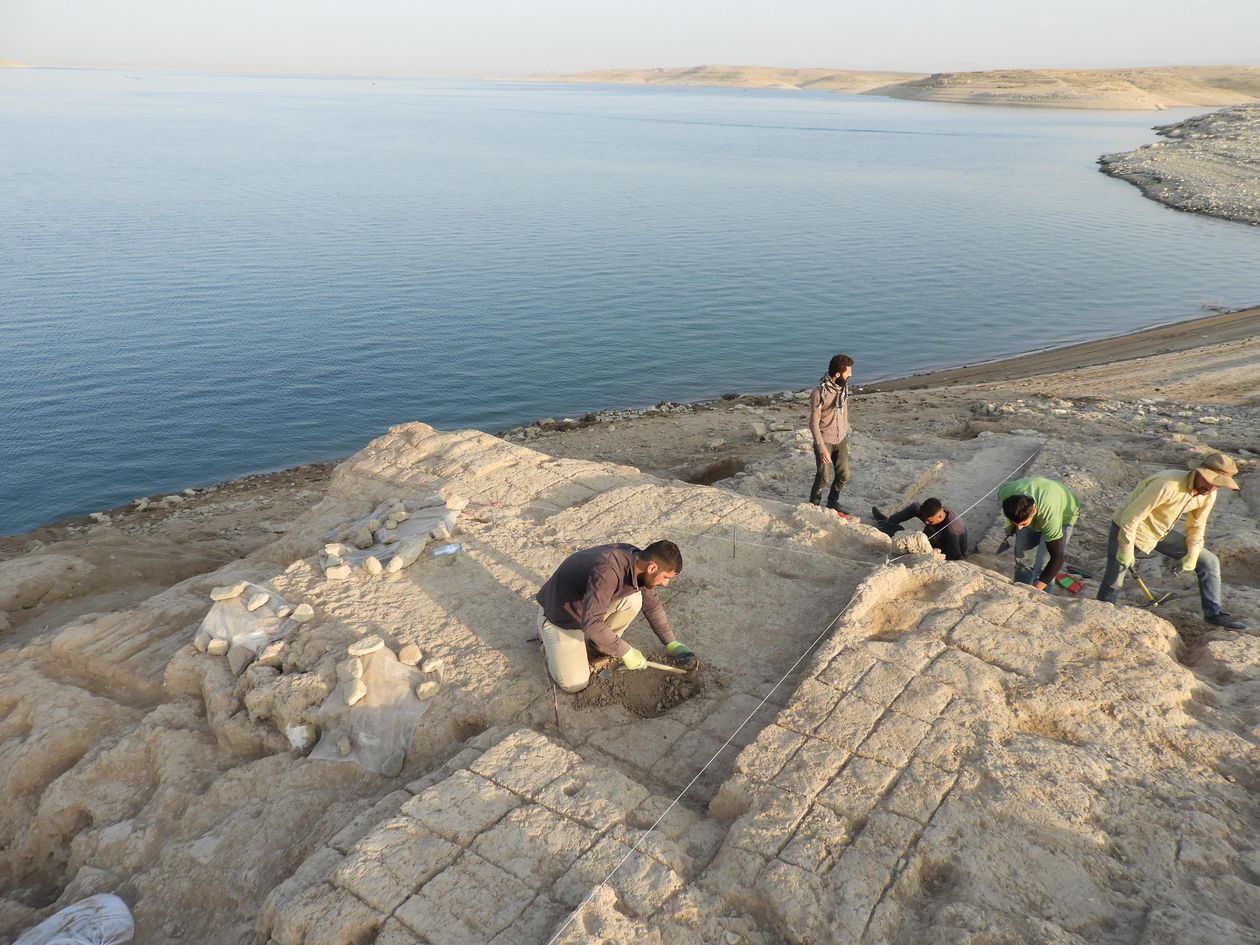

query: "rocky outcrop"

left=1100, top=104, right=1260, bottom=225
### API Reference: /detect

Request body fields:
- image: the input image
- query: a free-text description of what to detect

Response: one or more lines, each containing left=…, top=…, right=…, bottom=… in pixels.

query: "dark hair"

left=827, top=354, right=854, bottom=378
left=918, top=498, right=943, bottom=520
left=642, top=539, right=683, bottom=573
left=1002, top=495, right=1035, bottom=523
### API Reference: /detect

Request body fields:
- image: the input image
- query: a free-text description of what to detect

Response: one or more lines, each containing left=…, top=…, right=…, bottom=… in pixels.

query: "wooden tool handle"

left=644, top=659, right=690, bottom=675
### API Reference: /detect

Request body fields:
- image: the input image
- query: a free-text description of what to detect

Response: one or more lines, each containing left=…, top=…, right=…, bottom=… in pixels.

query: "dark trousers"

left=810, top=439, right=850, bottom=507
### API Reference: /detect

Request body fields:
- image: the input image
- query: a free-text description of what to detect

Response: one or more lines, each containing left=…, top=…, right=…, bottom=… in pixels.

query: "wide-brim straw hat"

left=1191, top=451, right=1241, bottom=491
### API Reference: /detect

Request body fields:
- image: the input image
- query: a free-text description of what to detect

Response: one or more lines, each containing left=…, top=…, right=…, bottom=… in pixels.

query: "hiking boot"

left=871, top=505, right=888, bottom=521
left=1206, top=612, right=1248, bottom=630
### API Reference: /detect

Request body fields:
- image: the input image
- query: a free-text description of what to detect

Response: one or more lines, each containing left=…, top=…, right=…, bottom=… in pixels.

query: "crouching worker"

left=535, top=540, right=694, bottom=693
left=872, top=498, right=968, bottom=560
left=998, top=476, right=1080, bottom=591
left=1098, top=452, right=1247, bottom=630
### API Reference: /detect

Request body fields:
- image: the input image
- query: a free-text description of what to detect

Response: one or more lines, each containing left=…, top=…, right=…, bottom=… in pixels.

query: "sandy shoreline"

left=864, top=304, right=1260, bottom=391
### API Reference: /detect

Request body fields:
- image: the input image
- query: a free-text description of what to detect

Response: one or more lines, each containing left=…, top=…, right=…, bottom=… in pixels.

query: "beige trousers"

left=540, top=591, right=643, bottom=693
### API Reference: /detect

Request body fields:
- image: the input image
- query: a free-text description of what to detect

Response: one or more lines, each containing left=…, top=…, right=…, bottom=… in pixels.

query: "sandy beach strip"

left=863, top=304, right=1260, bottom=392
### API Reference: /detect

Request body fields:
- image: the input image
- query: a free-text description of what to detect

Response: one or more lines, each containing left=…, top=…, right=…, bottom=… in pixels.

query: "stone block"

left=650, top=728, right=728, bottom=792
left=778, top=804, right=857, bottom=873
left=724, top=787, right=811, bottom=859
left=732, top=725, right=806, bottom=785
left=489, top=895, right=570, bottom=945
left=970, top=597, right=1022, bottom=626
left=599, top=716, right=690, bottom=772
left=271, top=883, right=386, bottom=945
left=697, top=844, right=766, bottom=898
left=776, top=678, right=844, bottom=736
left=771, top=735, right=848, bottom=800
left=816, top=651, right=876, bottom=693
left=554, top=835, right=683, bottom=917
left=948, top=614, right=1043, bottom=679
left=535, top=762, right=650, bottom=829
left=816, top=755, right=900, bottom=820
left=815, top=697, right=885, bottom=752
left=756, top=859, right=833, bottom=943
left=699, top=692, right=779, bottom=745
left=469, top=728, right=580, bottom=796
left=332, top=816, right=461, bottom=913
left=329, top=790, right=411, bottom=854
left=857, top=711, right=931, bottom=769
left=890, top=676, right=953, bottom=723
left=914, top=718, right=976, bottom=772
left=471, top=805, right=596, bottom=885
left=881, top=759, right=958, bottom=825
left=402, top=770, right=521, bottom=846
left=374, top=918, right=423, bottom=945
left=395, top=852, right=535, bottom=945
left=925, top=648, right=1010, bottom=708
left=850, top=660, right=914, bottom=708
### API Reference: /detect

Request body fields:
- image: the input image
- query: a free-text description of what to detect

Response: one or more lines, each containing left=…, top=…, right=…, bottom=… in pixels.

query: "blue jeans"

left=1013, top=523, right=1073, bottom=590
left=1096, top=521, right=1222, bottom=617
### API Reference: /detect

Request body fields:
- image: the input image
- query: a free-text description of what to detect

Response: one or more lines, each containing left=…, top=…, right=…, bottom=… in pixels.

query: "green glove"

left=1179, top=553, right=1199, bottom=572
left=622, top=647, right=647, bottom=671
left=665, top=641, right=695, bottom=665
left=1116, top=547, right=1135, bottom=569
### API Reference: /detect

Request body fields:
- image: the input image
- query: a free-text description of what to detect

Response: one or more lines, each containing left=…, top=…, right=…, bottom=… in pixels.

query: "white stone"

left=245, top=592, right=270, bottom=612
left=325, top=563, right=353, bottom=581
left=133, top=498, right=151, bottom=511
left=384, top=518, right=398, bottom=530
left=227, top=645, right=255, bottom=676
left=292, top=603, right=315, bottom=624
left=398, top=644, right=422, bottom=665
left=324, top=554, right=344, bottom=567
left=338, top=736, right=352, bottom=756
left=210, top=581, right=248, bottom=601
left=323, top=542, right=352, bottom=557
left=285, top=723, right=318, bottom=751
left=380, top=750, right=405, bottom=778
left=89, top=512, right=112, bottom=526
left=275, top=605, right=293, bottom=619
left=351, top=525, right=375, bottom=549
left=430, top=523, right=451, bottom=541
left=193, top=632, right=210, bottom=653
left=345, top=679, right=368, bottom=706
left=416, top=681, right=441, bottom=700
left=207, top=638, right=230, bottom=656
left=363, top=556, right=383, bottom=575
left=443, top=493, right=469, bottom=511
left=336, top=657, right=364, bottom=681
left=421, top=657, right=444, bottom=674
left=386, top=538, right=429, bottom=573
left=348, top=635, right=386, bottom=656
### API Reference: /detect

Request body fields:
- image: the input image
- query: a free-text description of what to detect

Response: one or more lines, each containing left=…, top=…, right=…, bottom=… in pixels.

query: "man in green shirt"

left=998, top=476, right=1081, bottom=591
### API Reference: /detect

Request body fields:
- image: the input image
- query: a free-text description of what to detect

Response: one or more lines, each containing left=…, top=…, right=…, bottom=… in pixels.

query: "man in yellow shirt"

left=1097, top=452, right=1246, bottom=629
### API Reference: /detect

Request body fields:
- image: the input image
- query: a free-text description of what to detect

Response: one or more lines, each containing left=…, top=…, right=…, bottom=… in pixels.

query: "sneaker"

left=1206, top=612, right=1248, bottom=630
left=871, top=505, right=888, bottom=521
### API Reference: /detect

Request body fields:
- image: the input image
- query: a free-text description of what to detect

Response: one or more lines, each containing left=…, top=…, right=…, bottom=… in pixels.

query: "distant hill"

left=0, top=59, right=29, bottom=69
left=532, top=64, right=926, bottom=93
left=536, top=63, right=1260, bottom=110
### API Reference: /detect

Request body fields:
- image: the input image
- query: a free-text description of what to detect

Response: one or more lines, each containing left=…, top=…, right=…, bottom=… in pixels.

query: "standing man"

left=1097, top=452, right=1247, bottom=629
left=998, top=476, right=1080, bottom=591
left=809, top=353, right=854, bottom=513
left=536, top=540, right=693, bottom=693
left=872, top=498, right=969, bottom=560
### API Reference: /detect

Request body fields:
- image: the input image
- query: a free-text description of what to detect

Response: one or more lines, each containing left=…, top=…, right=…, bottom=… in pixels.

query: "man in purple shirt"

left=536, top=540, right=692, bottom=693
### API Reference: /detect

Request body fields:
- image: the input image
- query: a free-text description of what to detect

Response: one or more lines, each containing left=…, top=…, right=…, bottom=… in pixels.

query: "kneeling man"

left=536, top=540, right=694, bottom=693
left=1098, top=452, right=1247, bottom=630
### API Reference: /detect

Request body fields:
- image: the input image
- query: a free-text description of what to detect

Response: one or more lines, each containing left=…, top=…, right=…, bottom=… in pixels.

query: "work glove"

left=1178, top=552, right=1199, bottom=572
left=621, top=647, right=647, bottom=671
left=665, top=641, right=696, bottom=666
left=1116, top=547, right=1135, bottom=569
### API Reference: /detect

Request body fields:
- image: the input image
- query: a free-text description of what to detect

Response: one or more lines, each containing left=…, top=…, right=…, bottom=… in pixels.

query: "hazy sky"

left=3, top=0, right=1258, bottom=76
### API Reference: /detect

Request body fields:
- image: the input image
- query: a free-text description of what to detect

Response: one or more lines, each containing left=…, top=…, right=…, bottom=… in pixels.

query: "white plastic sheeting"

left=310, top=646, right=445, bottom=776
left=15, top=894, right=134, bottom=945
left=198, top=582, right=294, bottom=654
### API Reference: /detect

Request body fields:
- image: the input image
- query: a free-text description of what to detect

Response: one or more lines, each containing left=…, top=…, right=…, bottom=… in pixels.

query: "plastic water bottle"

left=432, top=543, right=463, bottom=558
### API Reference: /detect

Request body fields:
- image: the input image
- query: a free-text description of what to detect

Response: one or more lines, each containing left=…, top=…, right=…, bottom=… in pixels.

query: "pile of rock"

left=320, top=494, right=466, bottom=580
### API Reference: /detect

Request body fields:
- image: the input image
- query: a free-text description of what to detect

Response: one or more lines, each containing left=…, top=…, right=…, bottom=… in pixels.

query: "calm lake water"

left=2, top=69, right=1258, bottom=535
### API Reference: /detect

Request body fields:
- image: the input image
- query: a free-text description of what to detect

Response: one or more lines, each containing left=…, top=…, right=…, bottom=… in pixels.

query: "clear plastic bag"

left=198, top=583, right=293, bottom=653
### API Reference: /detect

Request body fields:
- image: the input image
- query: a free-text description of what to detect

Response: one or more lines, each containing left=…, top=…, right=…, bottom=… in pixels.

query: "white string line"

left=537, top=447, right=1044, bottom=942
left=542, top=570, right=877, bottom=945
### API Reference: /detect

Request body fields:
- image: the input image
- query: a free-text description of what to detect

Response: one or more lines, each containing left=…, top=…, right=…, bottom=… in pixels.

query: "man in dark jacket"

left=536, top=540, right=694, bottom=693
left=872, top=498, right=968, bottom=560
